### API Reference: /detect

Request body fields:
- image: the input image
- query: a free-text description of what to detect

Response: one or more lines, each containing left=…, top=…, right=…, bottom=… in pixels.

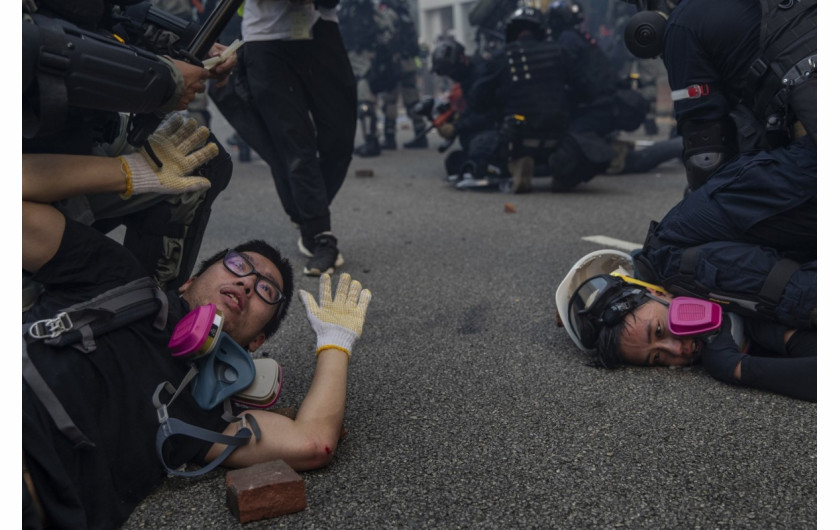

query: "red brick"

left=225, top=460, right=307, bottom=523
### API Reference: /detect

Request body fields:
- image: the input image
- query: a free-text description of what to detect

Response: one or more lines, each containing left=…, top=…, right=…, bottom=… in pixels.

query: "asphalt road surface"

left=122, top=108, right=818, bottom=529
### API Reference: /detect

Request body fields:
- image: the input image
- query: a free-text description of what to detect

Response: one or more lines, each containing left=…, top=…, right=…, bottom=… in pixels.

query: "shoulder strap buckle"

left=28, top=312, right=73, bottom=340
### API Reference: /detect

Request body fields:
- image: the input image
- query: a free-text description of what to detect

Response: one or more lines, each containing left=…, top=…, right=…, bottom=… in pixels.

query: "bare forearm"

left=294, top=349, right=349, bottom=442
left=213, top=350, right=349, bottom=470
left=22, top=154, right=126, bottom=203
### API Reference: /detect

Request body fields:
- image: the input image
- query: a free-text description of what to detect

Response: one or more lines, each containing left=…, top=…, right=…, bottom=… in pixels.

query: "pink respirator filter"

left=667, top=297, right=723, bottom=337
left=168, top=304, right=224, bottom=359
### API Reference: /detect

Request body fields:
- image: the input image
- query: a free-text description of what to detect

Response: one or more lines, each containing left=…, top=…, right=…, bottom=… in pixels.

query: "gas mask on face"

left=169, top=303, right=282, bottom=410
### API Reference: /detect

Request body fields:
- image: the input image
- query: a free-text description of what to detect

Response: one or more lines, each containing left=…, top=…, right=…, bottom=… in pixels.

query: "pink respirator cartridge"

left=667, top=297, right=723, bottom=337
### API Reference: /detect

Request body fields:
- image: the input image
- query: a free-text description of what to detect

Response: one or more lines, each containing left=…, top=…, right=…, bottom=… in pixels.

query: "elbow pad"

left=681, top=120, right=733, bottom=191
left=685, top=151, right=726, bottom=191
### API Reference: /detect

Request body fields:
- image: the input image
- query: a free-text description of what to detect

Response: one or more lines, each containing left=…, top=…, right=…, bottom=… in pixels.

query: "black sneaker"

left=298, top=236, right=345, bottom=263
left=354, top=136, right=381, bottom=157
left=302, top=233, right=344, bottom=276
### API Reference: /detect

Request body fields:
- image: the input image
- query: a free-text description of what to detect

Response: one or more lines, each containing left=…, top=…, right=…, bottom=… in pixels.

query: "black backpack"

left=23, top=278, right=260, bottom=477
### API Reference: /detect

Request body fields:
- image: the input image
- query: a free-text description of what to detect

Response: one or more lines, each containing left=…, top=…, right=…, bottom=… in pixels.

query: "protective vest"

left=499, top=39, right=572, bottom=132
left=742, top=0, right=816, bottom=134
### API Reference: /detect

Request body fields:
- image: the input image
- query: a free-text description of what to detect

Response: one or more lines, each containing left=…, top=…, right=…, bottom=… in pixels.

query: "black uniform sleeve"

left=739, top=355, right=816, bottom=402
left=662, top=0, right=760, bottom=131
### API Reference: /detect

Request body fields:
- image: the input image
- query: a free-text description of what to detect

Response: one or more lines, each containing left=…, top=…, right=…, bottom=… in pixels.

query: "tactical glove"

left=119, top=114, right=217, bottom=198
left=701, top=315, right=747, bottom=384
left=299, top=273, right=372, bottom=357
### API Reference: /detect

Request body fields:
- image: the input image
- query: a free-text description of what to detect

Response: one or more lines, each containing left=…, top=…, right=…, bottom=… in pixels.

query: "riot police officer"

left=22, top=0, right=236, bottom=293
left=379, top=0, right=428, bottom=149
left=545, top=0, right=681, bottom=192
left=623, top=0, right=816, bottom=190
left=340, top=0, right=398, bottom=157
left=430, top=39, right=498, bottom=179
left=616, top=0, right=817, bottom=365
left=468, top=6, right=577, bottom=193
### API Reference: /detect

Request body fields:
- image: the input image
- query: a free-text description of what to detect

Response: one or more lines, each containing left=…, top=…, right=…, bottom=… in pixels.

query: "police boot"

left=355, top=135, right=381, bottom=157
left=403, top=119, right=428, bottom=149
left=354, top=102, right=381, bottom=157
left=382, top=132, right=397, bottom=150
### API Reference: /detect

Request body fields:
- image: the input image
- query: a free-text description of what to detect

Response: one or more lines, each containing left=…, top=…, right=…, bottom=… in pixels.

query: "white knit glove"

left=299, top=273, right=372, bottom=358
left=118, top=114, right=217, bottom=198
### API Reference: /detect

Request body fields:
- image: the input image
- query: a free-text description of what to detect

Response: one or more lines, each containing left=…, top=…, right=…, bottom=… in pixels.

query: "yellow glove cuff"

left=316, top=345, right=351, bottom=358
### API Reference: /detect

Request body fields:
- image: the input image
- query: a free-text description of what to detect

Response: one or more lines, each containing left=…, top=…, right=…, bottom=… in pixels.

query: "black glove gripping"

left=701, top=316, right=746, bottom=384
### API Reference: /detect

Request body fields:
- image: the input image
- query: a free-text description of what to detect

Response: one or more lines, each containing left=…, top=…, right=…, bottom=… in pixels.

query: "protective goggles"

left=566, top=274, right=660, bottom=350
left=567, top=274, right=724, bottom=349
left=223, top=250, right=283, bottom=305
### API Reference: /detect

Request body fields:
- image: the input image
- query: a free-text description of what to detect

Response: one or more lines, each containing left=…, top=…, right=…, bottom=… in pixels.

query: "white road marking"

left=581, top=235, right=641, bottom=252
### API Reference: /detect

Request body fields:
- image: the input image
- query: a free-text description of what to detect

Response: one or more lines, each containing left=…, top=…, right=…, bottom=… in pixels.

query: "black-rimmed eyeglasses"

left=223, top=250, right=284, bottom=305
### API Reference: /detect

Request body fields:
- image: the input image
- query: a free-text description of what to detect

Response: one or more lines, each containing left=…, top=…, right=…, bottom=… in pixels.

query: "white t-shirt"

left=241, top=0, right=338, bottom=41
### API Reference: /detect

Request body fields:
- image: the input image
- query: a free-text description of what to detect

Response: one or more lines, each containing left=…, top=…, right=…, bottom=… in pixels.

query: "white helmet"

left=555, top=249, right=634, bottom=351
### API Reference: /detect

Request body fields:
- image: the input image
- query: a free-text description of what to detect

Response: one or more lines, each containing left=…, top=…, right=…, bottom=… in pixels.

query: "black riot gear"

left=505, top=7, right=547, bottom=43
left=547, top=0, right=584, bottom=35
left=431, top=39, right=468, bottom=82
left=22, top=14, right=177, bottom=140
left=745, top=0, right=816, bottom=143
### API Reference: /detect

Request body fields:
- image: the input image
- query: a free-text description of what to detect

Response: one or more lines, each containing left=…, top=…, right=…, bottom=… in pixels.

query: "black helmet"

left=505, top=6, right=547, bottom=43
left=431, top=39, right=467, bottom=79
left=547, top=0, right=584, bottom=34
